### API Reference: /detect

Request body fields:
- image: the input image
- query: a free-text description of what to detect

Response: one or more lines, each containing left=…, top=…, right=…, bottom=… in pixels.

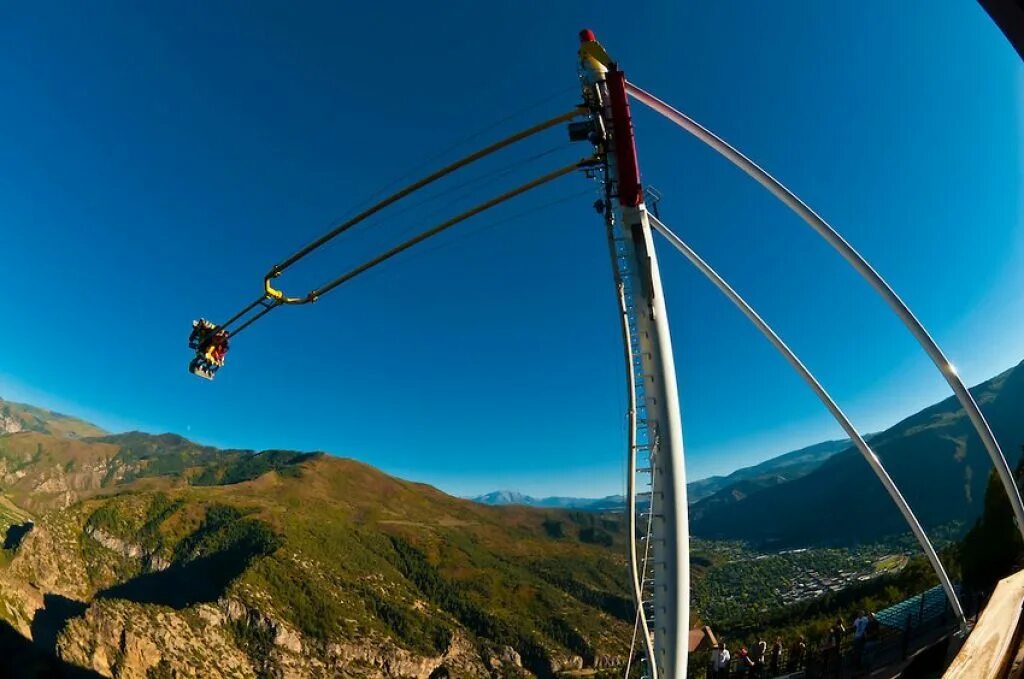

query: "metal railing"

left=694, top=585, right=967, bottom=679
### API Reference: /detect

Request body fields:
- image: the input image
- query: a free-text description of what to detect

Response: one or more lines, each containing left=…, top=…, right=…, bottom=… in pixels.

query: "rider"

left=205, top=331, right=229, bottom=372
left=188, top=319, right=216, bottom=349
left=188, top=320, right=227, bottom=378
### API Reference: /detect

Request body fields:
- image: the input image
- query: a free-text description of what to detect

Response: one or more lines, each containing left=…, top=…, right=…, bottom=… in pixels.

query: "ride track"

left=190, top=30, right=1018, bottom=679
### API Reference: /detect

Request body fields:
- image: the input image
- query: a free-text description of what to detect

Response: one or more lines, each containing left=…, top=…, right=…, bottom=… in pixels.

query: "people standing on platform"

left=711, top=641, right=731, bottom=678
left=853, top=610, right=869, bottom=667
left=753, top=639, right=767, bottom=676
left=830, top=618, right=846, bottom=649
left=787, top=636, right=806, bottom=672
left=735, top=646, right=755, bottom=675
left=769, top=637, right=783, bottom=676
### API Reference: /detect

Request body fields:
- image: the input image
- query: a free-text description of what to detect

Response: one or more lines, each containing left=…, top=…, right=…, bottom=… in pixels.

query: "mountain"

left=0, top=399, right=105, bottom=439
left=472, top=491, right=625, bottom=512
left=691, top=360, right=1024, bottom=547
left=473, top=490, right=534, bottom=505
left=473, top=436, right=853, bottom=514
left=688, top=475, right=793, bottom=523
left=686, top=438, right=855, bottom=504
left=728, top=437, right=863, bottom=480
left=0, top=426, right=634, bottom=677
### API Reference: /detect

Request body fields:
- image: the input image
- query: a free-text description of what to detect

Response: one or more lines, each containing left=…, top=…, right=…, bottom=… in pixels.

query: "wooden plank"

left=945, top=570, right=1024, bottom=678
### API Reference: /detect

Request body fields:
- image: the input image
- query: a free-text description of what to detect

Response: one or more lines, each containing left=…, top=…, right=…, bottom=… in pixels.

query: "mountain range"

left=472, top=435, right=854, bottom=512
left=684, top=436, right=858, bottom=505
left=0, top=400, right=105, bottom=440
left=474, top=358, right=1024, bottom=551
left=471, top=491, right=625, bottom=512
left=0, top=402, right=633, bottom=678
left=691, top=359, right=1024, bottom=547
left=2, top=357, right=1023, bottom=676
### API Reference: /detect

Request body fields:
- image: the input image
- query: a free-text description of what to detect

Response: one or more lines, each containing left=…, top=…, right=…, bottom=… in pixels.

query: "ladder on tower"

left=608, top=202, right=661, bottom=679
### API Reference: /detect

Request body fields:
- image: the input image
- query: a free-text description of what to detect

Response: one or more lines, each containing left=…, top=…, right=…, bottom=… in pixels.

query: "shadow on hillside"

left=30, top=594, right=87, bottom=658
left=97, top=549, right=251, bottom=609
left=3, top=522, right=33, bottom=550
left=0, top=618, right=100, bottom=679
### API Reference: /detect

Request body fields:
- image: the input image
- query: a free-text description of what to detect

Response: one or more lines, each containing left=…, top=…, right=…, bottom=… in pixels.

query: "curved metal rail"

left=628, top=82, right=1024, bottom=544
left=211, top=108, right=585, bottom=339
left=609, top=215, right=658, bottom=676
left=218, top=158, right=593, bottom=339
left=649, top=213, right=966, bottom=630
left=265, top=108, right=584, bottom=304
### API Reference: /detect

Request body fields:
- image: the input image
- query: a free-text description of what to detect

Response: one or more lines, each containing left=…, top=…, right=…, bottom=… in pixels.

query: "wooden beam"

left=945, top=570, right=1024, bottom=678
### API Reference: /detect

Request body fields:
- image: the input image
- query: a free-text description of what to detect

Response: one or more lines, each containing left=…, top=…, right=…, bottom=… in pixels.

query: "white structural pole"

left=577, top=31, right=687, bottom=678
left=626, top=202, right=689, bottom=679
left=627, top=82, right=1024, bottom=544
left=649, top=214, right=967, bottom=630
left=614, top=275, right=658, bottom=675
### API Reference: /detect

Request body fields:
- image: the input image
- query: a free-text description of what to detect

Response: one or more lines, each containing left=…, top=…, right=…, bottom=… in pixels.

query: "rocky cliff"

left=0, top=422, right=631, bottom=678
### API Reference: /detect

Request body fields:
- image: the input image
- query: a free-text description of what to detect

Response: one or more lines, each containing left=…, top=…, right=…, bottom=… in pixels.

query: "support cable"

left=648, top=213, right=967, bottom=631
left=264, top=108, right=584, bottom=302
left=234, top=144, right=571, bottom=333
left=310, top=161, right=588, bottom=299
left=224, top=159, right=591, bottom=339
left=224, top=300, right=282, bottom=338
left=358, top=144, right=571, bottom=248
left=355, top=84, right=579, bottom=209
left=376, top=187, right=596, bottom=273
left=217, top=297, right=266, bottom=333
left=626, top=81, right=1024, bottom=547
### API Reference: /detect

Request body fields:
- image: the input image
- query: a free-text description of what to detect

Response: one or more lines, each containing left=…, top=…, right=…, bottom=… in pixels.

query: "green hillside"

left=687, top=437, right=853, bottom=504
left=0, top=399, right=106, bottom=440
left=692, top=360, right=1024, bottom=547
left=0, top=427, right=634, bottom=677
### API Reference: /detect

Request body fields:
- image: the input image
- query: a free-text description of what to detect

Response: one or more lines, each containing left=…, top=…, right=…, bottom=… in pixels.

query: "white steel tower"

left=575, top=31, right=688, bottom=679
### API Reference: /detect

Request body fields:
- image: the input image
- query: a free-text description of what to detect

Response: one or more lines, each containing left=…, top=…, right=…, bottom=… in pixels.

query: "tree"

left=959, top=445, right=1024, bottom=592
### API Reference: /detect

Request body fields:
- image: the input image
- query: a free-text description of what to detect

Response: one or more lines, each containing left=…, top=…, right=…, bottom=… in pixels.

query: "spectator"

left=735, top=646, right=755, bottom=676
left=825, top=622, right=844, bottom=678
left=830, top=618, right=846, bottom=649
left=769, top=637, right=783, bottom=676
left=711, top=641, right=731, bottom=679
left=853, top=610, right=869, bottom=667
left=867, top=612, right=880, bottom=637
left=754, top=639, right=767, bottom=676
left=864, top=612, right=881, bottom=669
left=787, top=636, right=806, bottom=672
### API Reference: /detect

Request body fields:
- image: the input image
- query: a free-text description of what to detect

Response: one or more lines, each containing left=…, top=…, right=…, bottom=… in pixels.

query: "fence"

left=696, top=584, right=970, bottom=679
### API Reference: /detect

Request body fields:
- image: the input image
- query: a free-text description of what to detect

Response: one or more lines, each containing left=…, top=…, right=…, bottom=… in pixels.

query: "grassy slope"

left=0, top=430, right=633, bottom=675
left=0, top=400, right=106, bottom=439
left=177, top=456, right=633, bottom=666
left=692, top=360, right=1024, bottom=546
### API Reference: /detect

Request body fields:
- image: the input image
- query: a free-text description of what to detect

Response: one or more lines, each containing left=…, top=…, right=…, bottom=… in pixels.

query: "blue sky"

left=1, top=3, right=1021, bottom=498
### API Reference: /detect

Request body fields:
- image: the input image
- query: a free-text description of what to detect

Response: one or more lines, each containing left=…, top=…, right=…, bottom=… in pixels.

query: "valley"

left=691, top=539, right=916, bottom=631
left=690, top=360, right=1024, bottom=547
left=0, top=402, right=635, bottom=678
left=0, top=357, right=1021, bottom=676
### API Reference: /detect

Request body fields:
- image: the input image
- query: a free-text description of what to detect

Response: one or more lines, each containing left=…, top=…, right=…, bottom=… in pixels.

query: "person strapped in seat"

left=188, top=319, right=229, bottom=380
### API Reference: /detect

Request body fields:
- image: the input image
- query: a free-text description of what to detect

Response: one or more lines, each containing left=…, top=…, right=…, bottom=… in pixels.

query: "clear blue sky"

left=1, top=3, right=1020, bottom=498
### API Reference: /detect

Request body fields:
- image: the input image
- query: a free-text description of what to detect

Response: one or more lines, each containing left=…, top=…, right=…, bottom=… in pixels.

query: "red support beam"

left=606, top=69, right=643, bottom=208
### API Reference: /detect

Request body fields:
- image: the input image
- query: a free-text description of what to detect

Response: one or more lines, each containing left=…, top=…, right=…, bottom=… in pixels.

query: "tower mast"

left=575, top=30, right=689, bottom=679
